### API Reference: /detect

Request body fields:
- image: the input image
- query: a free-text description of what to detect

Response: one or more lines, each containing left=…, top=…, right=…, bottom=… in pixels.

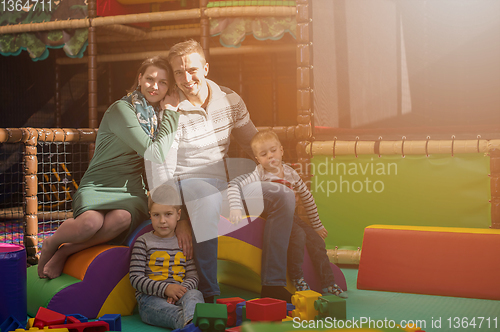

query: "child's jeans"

left=287, top=214, right=336, bottom=289
left=137, top=289, right=204, bottom=330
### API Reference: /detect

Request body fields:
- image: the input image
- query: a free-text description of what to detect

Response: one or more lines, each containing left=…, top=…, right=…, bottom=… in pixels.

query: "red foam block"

left=246, top=298, right=287, bottom=322
left=216, top=297, right=245, bottom=313
left=34, top=307, right=66, bottom=328
left=49, top=321, right=109, bottom=332
left=216, top=297, right=244, bottom=327
left=357, top=225, right=500, bottom=300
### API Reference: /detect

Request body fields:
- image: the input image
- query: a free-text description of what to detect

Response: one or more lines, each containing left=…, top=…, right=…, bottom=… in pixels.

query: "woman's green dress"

left=72, top=100, right=179, bottom=243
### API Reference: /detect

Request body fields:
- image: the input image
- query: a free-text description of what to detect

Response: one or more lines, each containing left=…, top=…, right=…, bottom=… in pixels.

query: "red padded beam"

left=357, top=225, right=500, bottom=300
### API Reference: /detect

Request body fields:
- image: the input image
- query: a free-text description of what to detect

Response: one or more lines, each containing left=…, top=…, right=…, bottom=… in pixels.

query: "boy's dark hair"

left=148, top=184, right=182, bottom=211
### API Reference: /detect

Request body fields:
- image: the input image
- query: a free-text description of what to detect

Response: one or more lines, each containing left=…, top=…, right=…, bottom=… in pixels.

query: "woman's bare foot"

left=37, top=236, right=58, bottom=278
left=42, top=248, right=68, bottom=279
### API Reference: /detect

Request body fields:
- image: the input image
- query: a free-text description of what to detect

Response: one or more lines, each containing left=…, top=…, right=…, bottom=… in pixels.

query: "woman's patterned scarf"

left=122, top=90, right=160, bottom=140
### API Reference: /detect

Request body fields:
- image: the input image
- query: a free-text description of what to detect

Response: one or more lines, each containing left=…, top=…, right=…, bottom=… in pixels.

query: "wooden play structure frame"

left=0, top=1, right=314, bottom=264
left=2, top=126, right=500, bottom=265
left=2, top=1, right=500, bottom=267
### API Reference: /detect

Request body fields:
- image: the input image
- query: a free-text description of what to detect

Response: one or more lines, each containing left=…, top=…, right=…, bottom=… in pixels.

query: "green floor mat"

left=122, top=312, right=167, bottom=332
left=121, top=283, right=259, bottom=332
left=342, top=267, right=500, bottom=331
left=104, top=268, right=500, bottom=331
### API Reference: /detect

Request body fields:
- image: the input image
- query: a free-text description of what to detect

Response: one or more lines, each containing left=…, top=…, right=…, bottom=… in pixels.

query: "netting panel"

left=37, top=141, right=90, bottom=247
left=0, top=142, right=25, bottom=245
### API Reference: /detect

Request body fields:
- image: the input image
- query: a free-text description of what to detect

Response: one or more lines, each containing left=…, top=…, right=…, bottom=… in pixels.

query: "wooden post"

left=24, top=128, right=39, bottom=265
left=88, top=0, right=98, bottom=159
left=333, top=0, right=351, bottom=128
left=238, top=54, right=244, bottom=98
left=55, top=61, right=61, bottom=128
left=272, top=53, right=278, bottom=127
left=108, top=63, right=114, bottom=106
left=296, top=0, right=313, bottom=183
left=490, top=149, right=500, bottom=229
left=295, top=0, right=313, bottom=221
left=200, top=0, right=210, bottom=63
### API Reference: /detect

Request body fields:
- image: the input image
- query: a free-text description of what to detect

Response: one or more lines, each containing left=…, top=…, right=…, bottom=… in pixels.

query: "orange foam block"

left=357, top=225, right=500, bottom=300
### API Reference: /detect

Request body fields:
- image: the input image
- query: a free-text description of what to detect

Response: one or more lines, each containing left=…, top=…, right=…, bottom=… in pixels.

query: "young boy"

left=129, top=184, right=204, bottom=330
left=227, top=130, right=347, bottom=298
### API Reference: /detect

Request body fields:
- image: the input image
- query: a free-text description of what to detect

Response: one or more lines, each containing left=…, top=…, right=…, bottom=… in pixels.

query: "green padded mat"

left=311, top=154, right=491, bottom=249
left=340, top=267, right=500, bottom=331
left=118, top=266, right=500, bottom=332
left=120, top=283, right=260, bottom=332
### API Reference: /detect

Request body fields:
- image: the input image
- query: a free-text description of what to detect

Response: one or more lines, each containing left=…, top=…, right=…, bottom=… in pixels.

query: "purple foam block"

left=48, top=246, right=130, bottom=318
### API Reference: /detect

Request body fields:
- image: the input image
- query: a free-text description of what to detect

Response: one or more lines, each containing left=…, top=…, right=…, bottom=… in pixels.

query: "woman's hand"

left=161, top=89, right=180, bottom=111
left=176, top=219, right=193, bottom=260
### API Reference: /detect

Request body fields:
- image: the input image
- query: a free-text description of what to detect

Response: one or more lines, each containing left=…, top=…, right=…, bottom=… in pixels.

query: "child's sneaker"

left=323, top=284, right=348, bottom=299
left=292, top=277, right=311, bottom=291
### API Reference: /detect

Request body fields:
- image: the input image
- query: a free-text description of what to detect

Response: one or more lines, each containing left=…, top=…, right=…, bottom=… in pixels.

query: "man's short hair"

left=148, top=184, right=182, bottom=211
left=167, top=39, right=206, bottom=64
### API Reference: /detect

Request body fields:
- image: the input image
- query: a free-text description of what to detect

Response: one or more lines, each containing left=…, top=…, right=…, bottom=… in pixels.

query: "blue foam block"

left=98, top=314, right=121, bottom=331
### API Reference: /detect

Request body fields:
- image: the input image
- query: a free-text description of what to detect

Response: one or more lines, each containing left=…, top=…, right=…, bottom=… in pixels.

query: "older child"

left=129, top=184, right=204, bottom=329
left=227, top=130, right=347, bottom=298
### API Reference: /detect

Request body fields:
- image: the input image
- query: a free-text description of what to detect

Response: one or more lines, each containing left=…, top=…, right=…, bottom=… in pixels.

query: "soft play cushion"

left=357, top=225, right=500, bottom=300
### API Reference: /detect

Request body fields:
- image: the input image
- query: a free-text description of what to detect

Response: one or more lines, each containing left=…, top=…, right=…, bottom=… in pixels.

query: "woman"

left=38, top=56, right=180, bottom=279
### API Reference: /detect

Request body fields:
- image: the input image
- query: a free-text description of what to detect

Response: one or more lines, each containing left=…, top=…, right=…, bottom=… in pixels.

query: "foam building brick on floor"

left=313, top=295, right=346, bottom=320
left=245, top=298, right=287, bottom=322
left=216, top=297, right=244, bottom=327
left=193, top=303, right=228, bottom=332
left=48, top=320, right=109, bottom=332
left=66, top=314, right=88, bottom=323
left=98, top=314, right=121, bottom=331
left=290, top=290, right=321, bottom=321
left=235, top=302, right=247, bottom=326
left=0, top=316, right=23, bottom=332
left=33, top=307, right=66, bottom=328
left=11, top=327, right=70, bottom=332
left=171, top=323, right=202, bottom=332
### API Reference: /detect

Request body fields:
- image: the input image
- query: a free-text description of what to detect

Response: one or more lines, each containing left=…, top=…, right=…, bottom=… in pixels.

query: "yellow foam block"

left=291, top=290, right=321, bottom=321
left=218, top=236, right=295, bottom=294
left=98, top=273, right=137, bottom=317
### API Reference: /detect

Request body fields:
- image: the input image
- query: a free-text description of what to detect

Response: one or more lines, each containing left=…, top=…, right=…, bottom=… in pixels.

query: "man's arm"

left=175, top=219, right=192, bottom=260
left=232, top=121, right=258, bottom=159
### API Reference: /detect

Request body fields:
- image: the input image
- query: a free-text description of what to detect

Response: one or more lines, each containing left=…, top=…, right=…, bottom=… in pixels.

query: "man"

left=148, top=40, right=295, bottom=303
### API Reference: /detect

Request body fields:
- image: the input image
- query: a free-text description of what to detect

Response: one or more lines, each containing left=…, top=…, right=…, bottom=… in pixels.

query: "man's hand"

left=316, top=227, right=328, bottom=240
left=164, top=284, right=187, bottom=302
left=176, top=219, right=193, bottom=260
left=161, top=89, right=180, bottom=111
left=166, top=297, right=175, bottom=304
left=229, top=209, right=243, bottom=224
